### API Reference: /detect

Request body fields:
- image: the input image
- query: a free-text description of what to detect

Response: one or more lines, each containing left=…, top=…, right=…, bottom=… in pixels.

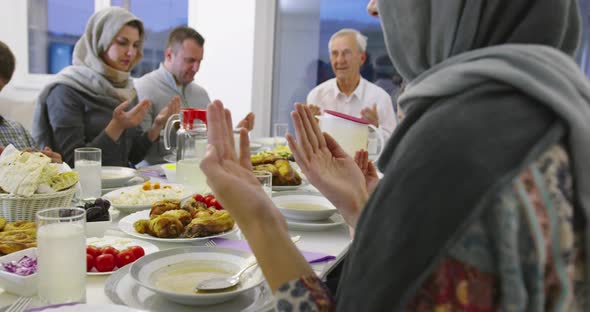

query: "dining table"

left=0, top=168, right=352, bottom=311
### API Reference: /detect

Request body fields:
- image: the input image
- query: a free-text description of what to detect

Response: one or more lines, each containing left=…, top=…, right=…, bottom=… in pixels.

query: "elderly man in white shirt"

left=307, top=28, right=397, bottom=137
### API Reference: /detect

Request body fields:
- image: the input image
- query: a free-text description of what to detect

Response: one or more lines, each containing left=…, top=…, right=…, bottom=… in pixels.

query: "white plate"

left=119, top=210, right=238, bottom=243
left=129, top=247, right=265, bottom=306
left=286, top=213, right=346, bottom=231
left=103, top=183, right=193, bottom=213
left=273, top=192, right=337, bottom=221
left=272, top=179, right=310, bottom=191
left=86, top=236, right=159, bottom=276
left=102, top=175, right=150, bottom=194
left=101, top=167, right=138, bottom=188
left=249, top=142, right=263, bottom=152
left=105, top=263, right=272, bottom=312
left=28, top=303, right=145, bottom=311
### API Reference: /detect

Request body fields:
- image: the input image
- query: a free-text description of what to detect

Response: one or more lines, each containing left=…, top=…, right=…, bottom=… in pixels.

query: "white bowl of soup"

left=129, top=247, right=264, bottom=306
left=272, top=192, right=337, bottom=221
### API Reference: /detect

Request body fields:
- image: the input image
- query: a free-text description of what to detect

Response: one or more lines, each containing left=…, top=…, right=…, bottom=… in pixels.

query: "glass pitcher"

left=163, top=108, right=208, bottom=193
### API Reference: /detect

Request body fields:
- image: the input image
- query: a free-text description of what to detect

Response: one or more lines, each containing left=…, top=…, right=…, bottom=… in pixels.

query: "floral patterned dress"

left=275, top=144, right=586, bottom=311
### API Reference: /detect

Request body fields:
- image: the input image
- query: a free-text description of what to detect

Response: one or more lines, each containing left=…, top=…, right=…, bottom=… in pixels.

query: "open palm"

left=288, top=104, right=368, bottom=227
left=112, top=99, right=151, bottom=129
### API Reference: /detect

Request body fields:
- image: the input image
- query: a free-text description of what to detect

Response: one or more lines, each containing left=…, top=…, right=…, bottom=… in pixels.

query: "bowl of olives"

left=80, top=198, right=112, bottom=237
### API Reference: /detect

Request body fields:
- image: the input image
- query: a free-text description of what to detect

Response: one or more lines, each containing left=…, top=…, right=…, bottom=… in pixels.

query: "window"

left=112, top=0, right=188, bottom=77
left=271, top=0, right=396, bottom=131
left=27, top=0, right=94, bottom=74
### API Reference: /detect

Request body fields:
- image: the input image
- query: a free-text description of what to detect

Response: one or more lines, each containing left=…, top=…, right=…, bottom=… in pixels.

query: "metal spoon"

left=195, top=260, right=258, bottom=291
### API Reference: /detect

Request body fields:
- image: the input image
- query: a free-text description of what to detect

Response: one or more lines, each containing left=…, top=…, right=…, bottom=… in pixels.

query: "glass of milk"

left=74, top=147, right=102, bottom=200
left=36, top=207, right=86, bottom=305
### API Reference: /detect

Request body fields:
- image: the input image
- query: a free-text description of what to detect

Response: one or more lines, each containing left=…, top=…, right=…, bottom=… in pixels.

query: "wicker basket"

left=0, top=187, right=77, bottom=222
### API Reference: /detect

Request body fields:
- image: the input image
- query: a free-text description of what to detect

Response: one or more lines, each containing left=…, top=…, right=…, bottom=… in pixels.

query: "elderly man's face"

left=329, top=33, right=366, bottom=82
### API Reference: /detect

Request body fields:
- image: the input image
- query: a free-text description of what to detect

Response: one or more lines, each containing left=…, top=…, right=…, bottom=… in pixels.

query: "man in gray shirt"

left=136, top=27, right=254, bottom=165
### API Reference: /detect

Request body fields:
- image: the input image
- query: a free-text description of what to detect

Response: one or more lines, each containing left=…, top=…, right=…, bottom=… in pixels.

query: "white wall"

left=0, top=0, right=275, bottom=137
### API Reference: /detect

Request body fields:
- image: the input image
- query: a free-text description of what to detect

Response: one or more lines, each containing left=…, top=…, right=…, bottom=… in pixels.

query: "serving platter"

left=119, top=210, right=238, bottom=243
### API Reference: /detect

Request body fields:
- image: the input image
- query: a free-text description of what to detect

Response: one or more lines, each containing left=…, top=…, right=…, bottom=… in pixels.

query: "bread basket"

left=0, top=187, right=77, bottom=222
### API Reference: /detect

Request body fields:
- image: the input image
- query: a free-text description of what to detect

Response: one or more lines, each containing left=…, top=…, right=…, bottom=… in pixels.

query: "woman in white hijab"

left=32, top=7, right=179, bottom=167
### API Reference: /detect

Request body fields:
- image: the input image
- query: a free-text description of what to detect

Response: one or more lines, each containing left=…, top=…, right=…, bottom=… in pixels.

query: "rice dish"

left=109, top=186, right=188, bottom=206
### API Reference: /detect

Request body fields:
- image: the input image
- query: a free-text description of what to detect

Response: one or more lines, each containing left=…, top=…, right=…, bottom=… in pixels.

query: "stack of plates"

left=101, top=166, right=149, bottom=194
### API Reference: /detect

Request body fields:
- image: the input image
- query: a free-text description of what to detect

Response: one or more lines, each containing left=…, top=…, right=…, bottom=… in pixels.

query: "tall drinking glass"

left=273, top=123, right=289, bottom=148
left=254, top=170, right=273, bottom=198
left=74, top=147, right=102, bottom=200
left=37, top=208, right=86, bottom=304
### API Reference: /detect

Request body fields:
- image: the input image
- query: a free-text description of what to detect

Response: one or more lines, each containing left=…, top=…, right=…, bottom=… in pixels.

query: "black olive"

left=94, top=198, right=105, bottom=208
left=85, top=207, right=103, bottom=222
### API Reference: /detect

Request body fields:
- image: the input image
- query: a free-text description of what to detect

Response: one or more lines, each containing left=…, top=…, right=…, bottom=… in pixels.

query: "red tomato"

left=116, top=250, right=137, bottom=268
left=193, top=194, right=205, bottom=203
left=86, top=254, right=95, bottom=272
left=102, top=246, right=119, bottom=257
left=86, top=245, right=101, bottom=258
left=204, top=194, right=214, bottom=206
left=209, top=198, right=223, bottom=210
left=95, top=254, right=116, bottom=272
left=128, top=246, right=145, bottom=259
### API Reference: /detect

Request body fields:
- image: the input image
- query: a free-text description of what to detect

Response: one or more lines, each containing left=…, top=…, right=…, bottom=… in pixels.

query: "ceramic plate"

left=105, top=265, right=273, bottom=312
left=101, top=167, right=138, bottom=188
left=272, top=179, right=310, bottom=191
left=101, top=175, right=150, bottom=194
left=286, top=213, right=346, bottom=231
left=118, top=210, right=238, bottom=243
left=86, top=236, right=159, bottom=276
left=129, top=247, right=265, bottom=306
left=249, top=142, right=263, bottom=152
left=272, top=192, right=337, bottom=221
left=102, top=183, right=193, bottom=213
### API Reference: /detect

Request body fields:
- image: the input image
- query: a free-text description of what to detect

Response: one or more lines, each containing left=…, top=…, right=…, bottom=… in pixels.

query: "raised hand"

left=153, top=96, right=181, bottom=129
left=307, top=104, right=322, bottom=116
left=200, top=100, right=284, bottom=228
left=236, top=112, right=255, bottom=131
left=288, top=103, right=368, bottom=228
left=200, top=100, right=312, bottom=291
left=112, top=99, right=151, bottom=129
left=105, top=99, right=151, bottom=141
left=360, top=103, right=379, bottom=127
left=354, top=149, right=379, bottom=196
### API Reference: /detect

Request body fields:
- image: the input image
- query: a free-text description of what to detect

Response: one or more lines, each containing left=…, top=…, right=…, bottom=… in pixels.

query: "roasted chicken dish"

left=253, top=159, right=302, bottom=186
left=0, top=218, right=37, bottom=255
left=132, top=198, right=235, bottom=239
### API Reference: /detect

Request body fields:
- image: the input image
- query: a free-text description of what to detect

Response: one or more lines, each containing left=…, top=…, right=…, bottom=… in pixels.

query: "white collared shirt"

left=306, top=78, right=397, bottom=136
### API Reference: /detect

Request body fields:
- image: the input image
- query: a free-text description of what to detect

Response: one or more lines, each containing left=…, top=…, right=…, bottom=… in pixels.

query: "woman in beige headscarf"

left=32, top=7, right=179, bottom=167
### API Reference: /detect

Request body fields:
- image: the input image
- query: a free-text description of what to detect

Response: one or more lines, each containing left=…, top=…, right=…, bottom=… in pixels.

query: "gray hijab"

left=337, top=0, right=590, bottom=310
left=32, top=7, right=144, bottom=149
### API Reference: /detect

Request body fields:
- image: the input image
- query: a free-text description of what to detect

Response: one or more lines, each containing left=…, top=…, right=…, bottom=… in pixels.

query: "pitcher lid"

left=324, top=110, right=369, bottom=125
left=182, top=109, right=207, bottom=129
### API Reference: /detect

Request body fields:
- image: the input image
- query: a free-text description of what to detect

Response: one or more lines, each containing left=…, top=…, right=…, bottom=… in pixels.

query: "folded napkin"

left=211, top=237, right=335, bottom=264
left=137, top=168, right=165, bottom=178
left=26, top=302, right=80, bottom=312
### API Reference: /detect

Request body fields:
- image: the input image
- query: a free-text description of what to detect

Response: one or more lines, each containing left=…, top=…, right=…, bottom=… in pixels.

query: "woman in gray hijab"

left=32, top=7, right=179, bottom=167
left=200, top=0, right=590, bottom=310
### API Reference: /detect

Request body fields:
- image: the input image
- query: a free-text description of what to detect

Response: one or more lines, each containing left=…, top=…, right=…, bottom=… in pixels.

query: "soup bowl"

left=272, top=191, right=337, bottom=221
left=129, top=247, right=264, bottom=306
